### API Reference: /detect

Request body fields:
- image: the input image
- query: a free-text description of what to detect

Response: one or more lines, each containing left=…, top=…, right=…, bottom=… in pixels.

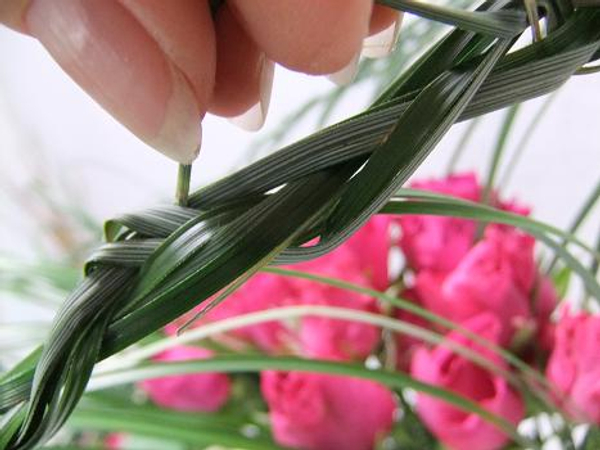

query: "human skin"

left=0, top=0, right=401, bottom=163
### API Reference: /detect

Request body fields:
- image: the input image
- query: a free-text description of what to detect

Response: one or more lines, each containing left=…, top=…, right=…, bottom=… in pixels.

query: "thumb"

left=2, top=0, right=216, bottom=164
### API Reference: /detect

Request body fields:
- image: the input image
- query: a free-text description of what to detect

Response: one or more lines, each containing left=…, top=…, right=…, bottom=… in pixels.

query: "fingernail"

left=26, top=0, right=202, bottom=164
left=362, top=12, right=403, bottom=59
left=327, top=51, right=360, bottom=86
left=229, top=58, right=275, bottom=131
left=152, top=65, right=203, bottom=164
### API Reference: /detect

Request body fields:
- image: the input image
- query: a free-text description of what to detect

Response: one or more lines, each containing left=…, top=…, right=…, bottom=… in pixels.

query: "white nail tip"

left=362, top=12, right=403, bottom=59
left=152, top=66, right=202, bottom=164
left=229, top=59, right=275, bottom=132
left=229, top=102, right=265, bottom=132
left=327, top=52, right=360, bottom=86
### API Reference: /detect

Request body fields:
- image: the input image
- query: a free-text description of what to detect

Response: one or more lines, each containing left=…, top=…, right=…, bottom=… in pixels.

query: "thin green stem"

left=262, top=268, right=549, bottom=387
left=499, top=92, right=559, bottom=187
left=94, top=262, right=558, bottom=410
left=69, top=404, right=282, bottom=450
left=446, top=117, right=481, bottom=174
left=575, top=63, right=600, bottom=75
left=523, top=0, right=543, bottom=42
left=592, top=226, right=600, bottom=278
left=175, top=164, right=192, bottom=207
left=483, top=104, right=521, bottom=205
left=393, top=189, right=599, bottom=258
left=98, top=303, right=556, bottom=412
left=546, top=176, right=600, bottom=275
left=90, top=355, right=536, bottom=449
left=477, top=104, right=521, bottom=239
left=99, top=305, right=513, bottom=381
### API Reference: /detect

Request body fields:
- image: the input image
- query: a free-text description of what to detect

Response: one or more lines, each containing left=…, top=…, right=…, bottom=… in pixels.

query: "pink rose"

left=484, top=226, right=536, bottom=295
left=398, top=172, right=481, bottom=273
left=415, top=233, right=534, bottom=346
left=261, top=371, right=396, bottom=450
left=294, top=246, right=382, bottom=360
left=546, top=311, right=600, bottom=423
left=167, top=217, right=391, bottom=358
left=295, top=215, right=392, bottom=291
left=497, top=198, right=531, bottom=218
left=411, top=314, right=525, bottom=450
left=394, top=288, right=431, bottom=371
left=400, top=215, right=478, bottom=273
left=411, top=172, right=482, bottom=202
left=204, top=247, right=383, bottom=360
left=531, top=276, right=558, bottom=351
left=397, top=172, right=533, bottom=275
left=211, top=274, right=299, bottom=353
left=139, top=346, right=231, bottom=412
left=299, top=305, right=380, bottom=361
left=166, top=273, right=299, bottom=353
left=344, top=215, right=392, bottom=291
left=104, top=434, right=125, bottom=450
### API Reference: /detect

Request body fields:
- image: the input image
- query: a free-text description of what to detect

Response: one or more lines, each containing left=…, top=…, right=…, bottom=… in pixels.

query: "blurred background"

left=1, top=15, right=599, bottom=332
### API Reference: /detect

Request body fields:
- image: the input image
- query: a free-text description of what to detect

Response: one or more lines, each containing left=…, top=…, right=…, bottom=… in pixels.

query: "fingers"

left=229, top=0, right=373, bottom=75
left=3, top=0, right=404, bottom=163
left=120, top=0, right=216, bottom=122
left=364, top=6, right=403, bottom=59
left=26, top=0, right=216, bottom=164
left=208, top=4, right=274, bottom=131
left=369, top=4, right=399, bottom=35
left=211, top=2, right=402, bottom=124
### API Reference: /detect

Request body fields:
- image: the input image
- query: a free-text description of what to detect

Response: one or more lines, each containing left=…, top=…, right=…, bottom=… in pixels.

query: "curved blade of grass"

left=82, top=188, right=599, bottom=271
left=68, top=405, right=284, bottom=450
left=282, top=40, right=511, bottom=265
left=97, top=304, right=554, bottom=412
left=99, top=306, right=514, bottom=384
left=3, top=7, right=600, bottom=449
left=382, top=196, right=600, bottom=300
left=499, top=91, right=560, bottom=187
left=482, top=103, right=521, bottom=205
left=392, top=189, right=599, bottom=259
left=90, top=265, right=553, bottom=406
left=446, top=117, right=482, bottom=173
left=85, top=239, right=163, bottom=273
left=88, top=355, right=533, bottom=449
left=103, top=168, right=354, bottom=354
left=104, top=206, right=200, bottom=242
left=191, top=13, right=600, bottom=210
left=0, top=350, right=41, bottom=414
left=545, top=176, right=600, bottom=274
left=379, top=0, right=526, bottom=38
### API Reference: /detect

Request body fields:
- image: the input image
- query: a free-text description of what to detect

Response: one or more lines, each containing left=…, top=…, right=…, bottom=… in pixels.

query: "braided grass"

left=2, top=2, right=600, bottom=449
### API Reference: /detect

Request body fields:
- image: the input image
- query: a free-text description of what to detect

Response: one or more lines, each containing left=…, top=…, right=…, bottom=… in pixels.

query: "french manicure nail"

left=152, top=65, right=203, bottom=164
left=362, top=12, right=403, bottom=59
left=26, top=0, right=203, bottom=164
left=327, top=51, right=360, bottom=86
left=229, top=58, right=275, bottom=132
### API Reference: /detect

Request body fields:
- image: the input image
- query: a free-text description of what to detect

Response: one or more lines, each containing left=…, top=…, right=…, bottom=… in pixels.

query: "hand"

left=0, top=1, right=401, bottom=163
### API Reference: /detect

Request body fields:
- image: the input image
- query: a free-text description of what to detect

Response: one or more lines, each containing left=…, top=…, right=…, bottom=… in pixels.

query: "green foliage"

left=68, top=403, right=283, bottom=450
left=582, top=427, right=600, bottom=449
left=87, top=355, right=529, bottom=446
left=2, top=2, right=600, bottom=449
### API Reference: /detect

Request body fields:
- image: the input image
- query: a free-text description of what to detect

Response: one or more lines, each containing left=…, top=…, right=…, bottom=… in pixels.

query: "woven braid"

left=2, top=4, right=600, bottom=449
